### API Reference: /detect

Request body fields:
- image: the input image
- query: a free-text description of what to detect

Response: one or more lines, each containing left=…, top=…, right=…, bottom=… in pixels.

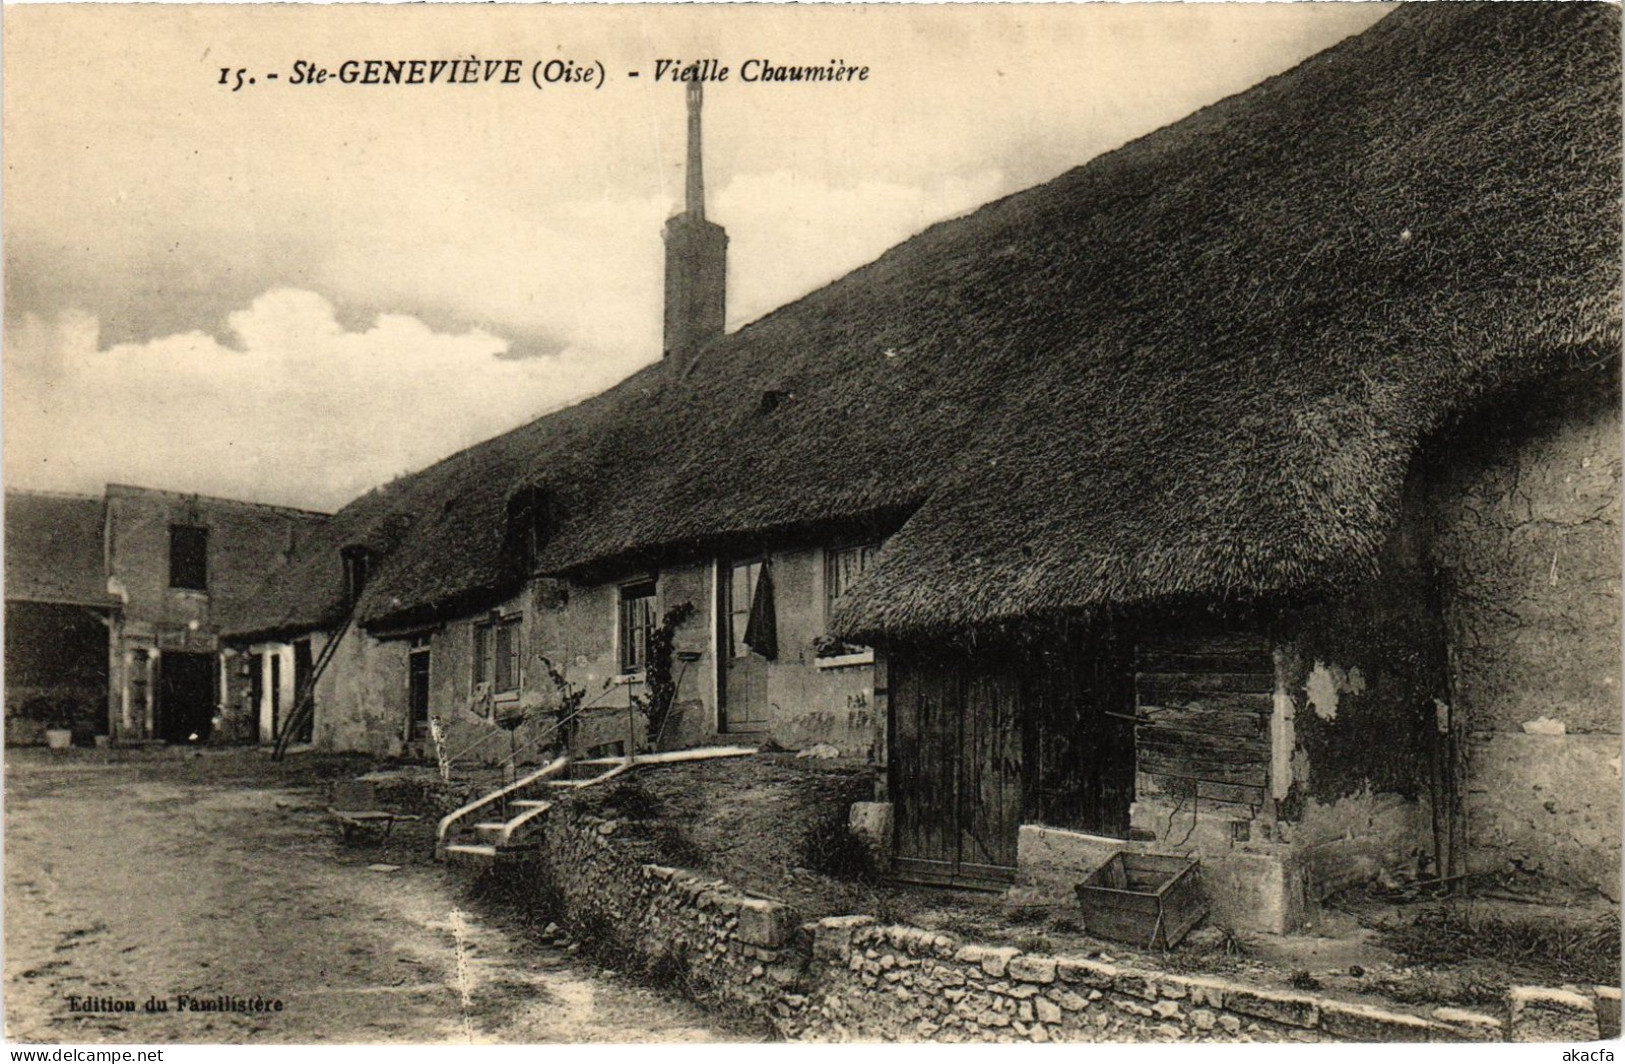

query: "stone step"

left=443, top=843, right=499, bottom=865
left=473, top=822, right=509, bottom=841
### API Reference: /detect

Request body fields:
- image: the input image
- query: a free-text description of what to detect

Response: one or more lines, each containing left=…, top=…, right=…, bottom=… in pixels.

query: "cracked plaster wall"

left=1429, top=369, right=1621, bottom=895
left=1275, top=488, right=1443, bottom=898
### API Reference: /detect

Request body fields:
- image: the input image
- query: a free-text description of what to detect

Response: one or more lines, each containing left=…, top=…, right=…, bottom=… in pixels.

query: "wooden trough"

left=1075, top=852, right=1207, bottom=950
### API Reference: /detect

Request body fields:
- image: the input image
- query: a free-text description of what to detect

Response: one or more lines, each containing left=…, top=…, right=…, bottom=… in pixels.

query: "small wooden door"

left=721, top=560, right=769, bottom=732
left=890, top=652, right=1022, bottom=889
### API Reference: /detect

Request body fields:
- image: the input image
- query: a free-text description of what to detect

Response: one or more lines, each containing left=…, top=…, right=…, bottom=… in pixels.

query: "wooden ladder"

left=271, top=613, right=354, bottom=761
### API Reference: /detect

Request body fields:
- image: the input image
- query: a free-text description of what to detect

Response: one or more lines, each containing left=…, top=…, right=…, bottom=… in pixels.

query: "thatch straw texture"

left=4, top=492, right=111, bottom=606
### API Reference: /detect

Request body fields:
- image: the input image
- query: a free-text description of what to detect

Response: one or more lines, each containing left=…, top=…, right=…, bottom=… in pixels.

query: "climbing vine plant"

left=631, top=602, right=696, bottom=747
left=537, top=655, right=587, bottom=755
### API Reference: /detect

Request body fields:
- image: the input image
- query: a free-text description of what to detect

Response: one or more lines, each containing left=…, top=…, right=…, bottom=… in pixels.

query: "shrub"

left=798, top=806, right=877, bottom=883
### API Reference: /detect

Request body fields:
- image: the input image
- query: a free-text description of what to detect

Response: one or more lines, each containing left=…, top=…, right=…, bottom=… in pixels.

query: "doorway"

left=888, top=628, right=1137, bottom=889
left=889, top=649, right=1023, bottom=889
left=407, top=637, right=431, bottom=741
left=157, top=651, right=216, bottom=743
left=292, top=639, right=315, bottom=744
left=720, top=559, right=769, bottom=732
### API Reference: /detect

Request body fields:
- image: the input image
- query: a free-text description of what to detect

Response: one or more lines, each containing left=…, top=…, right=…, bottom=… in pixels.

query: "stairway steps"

left=443, top=843, right=500, bottom=864
left=511, top=799, right=551, bottom=809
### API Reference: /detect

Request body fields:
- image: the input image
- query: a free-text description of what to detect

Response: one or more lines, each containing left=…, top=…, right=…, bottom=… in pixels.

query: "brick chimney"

left=663, top=81, right=727, bottom=361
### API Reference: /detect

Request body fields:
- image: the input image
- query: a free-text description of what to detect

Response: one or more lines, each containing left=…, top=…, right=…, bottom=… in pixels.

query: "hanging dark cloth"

left=743, top=562, right=778, bottom=660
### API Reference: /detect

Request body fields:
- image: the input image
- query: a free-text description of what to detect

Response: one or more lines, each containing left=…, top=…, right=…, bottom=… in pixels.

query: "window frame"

left=493, top=615, right=521, bottom=695
left=168, top=524, right=210, bottom=592
left=824, top=541, right=879, bottom=622
left=472, top=614, right=521, bottom=697
left=618, top=580, right=658, bottom=675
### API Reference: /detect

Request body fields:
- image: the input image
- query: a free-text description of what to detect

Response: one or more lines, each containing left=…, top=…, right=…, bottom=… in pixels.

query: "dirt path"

left=4, top=750, right=735, bottom=1044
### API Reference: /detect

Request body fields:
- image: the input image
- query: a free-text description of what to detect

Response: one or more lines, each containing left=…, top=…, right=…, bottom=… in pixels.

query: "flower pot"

left=44, top=728, right=73, bottom=750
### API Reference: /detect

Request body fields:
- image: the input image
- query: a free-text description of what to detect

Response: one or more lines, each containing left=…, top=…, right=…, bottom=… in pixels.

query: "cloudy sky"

left=4, top=3, right=1389, bottom=512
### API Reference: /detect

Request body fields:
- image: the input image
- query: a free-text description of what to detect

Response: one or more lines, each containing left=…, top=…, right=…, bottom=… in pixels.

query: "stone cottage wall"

left=1428, top=369, right=1621, bottom=897
left=1273, top=485, right=1445, bottom=901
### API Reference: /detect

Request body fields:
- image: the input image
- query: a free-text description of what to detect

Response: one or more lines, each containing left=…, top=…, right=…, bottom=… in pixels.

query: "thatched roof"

left=4, top=491, right=112, bottom=607
left=226, top=3, right=1621, bottom=643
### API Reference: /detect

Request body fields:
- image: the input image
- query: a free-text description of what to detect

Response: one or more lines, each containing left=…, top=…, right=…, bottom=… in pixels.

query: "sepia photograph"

left=2, top=0, right=1620, bottom=1048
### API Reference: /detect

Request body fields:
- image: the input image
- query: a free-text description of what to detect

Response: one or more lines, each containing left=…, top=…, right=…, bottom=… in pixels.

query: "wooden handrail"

left=435, top=754, right=570, bottom=857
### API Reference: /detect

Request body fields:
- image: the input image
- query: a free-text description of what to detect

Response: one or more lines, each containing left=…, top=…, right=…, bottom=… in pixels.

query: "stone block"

left=1202, top=848, right=1307, bottom=934
left=1431, top=1006, right=1504, bottom=1032
left=954, top=945, right=1021, bottom=978
left=1320, top=1000, right=1445, bottom=1041
left=849, top=802, right=894, bottom=869
left=1507, top=986, right=1599, bottom=1043
left=1007, top=955, right=1058, bottom=984
left=1015, top=823, right=1123, bottom=903
left=1178, top=977, right=1231, bottom=1009
left=1113, top=972, right=1158, bottom=1001
left=1596, top=987, right=1621, bottom=1040
left=1225, top=987, right=1320, bottom=1029
left=1056, top=956, right=1117, bottom=988
left=813, top=915, right=875, bottom=960
left=1056, top=991, right=1087, bottom=1012
left=1034, top=997, right=1062, bottom=1025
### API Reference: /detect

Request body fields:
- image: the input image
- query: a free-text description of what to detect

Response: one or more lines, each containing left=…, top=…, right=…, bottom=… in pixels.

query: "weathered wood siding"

left=1135, top=633, right=1273, bottom=810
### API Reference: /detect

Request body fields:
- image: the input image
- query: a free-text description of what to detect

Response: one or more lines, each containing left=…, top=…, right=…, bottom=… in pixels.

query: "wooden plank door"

left=890, top=652, right=1021, bottom=889
left=721, top=560, right=769, bottom=732
left=958, top=668, right=1022, bottom=885
left=891, top=654, right=962, bottom=885
left=292, top=638, right=315, bottom=744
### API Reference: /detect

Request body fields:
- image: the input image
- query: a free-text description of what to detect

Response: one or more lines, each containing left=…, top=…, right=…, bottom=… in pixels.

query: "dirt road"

left=4, top=748, right=735, bottom=1044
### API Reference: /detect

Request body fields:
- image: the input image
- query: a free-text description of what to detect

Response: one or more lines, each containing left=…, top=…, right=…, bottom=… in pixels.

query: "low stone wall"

left=529, top=803, right=802, bottom=1018
left=524, top=803, right=1612, bottom=1043
left=782, top=917, right=1516, bottom=1043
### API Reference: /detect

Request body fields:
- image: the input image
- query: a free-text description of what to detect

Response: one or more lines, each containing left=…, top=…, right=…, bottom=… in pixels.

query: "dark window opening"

left=169, top=525, right=209, bottom=591
left=619, top=581, right=657, bottom=673
left=340, top=545, right=372, bottom=607
left=473, top=623, right=490, bottom=688
left=505, top=486, right=557, bottom=575
left=826, top=542, right=879, bottom=617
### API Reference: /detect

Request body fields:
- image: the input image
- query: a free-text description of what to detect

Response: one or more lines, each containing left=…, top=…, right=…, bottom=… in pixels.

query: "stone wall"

left=1428, top=369, right=1622, bottom=897
left=526, top=801, right=802, bottom=1019
left=519, top=798, right=1606, bottom=1043
left=300, top=540, right=883, bottom=761
left=785, top=919, right=1513, bottom=1043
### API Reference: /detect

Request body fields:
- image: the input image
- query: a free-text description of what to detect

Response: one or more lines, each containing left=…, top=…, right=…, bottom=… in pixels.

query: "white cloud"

left=3, top=289, right=639, bottom=511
